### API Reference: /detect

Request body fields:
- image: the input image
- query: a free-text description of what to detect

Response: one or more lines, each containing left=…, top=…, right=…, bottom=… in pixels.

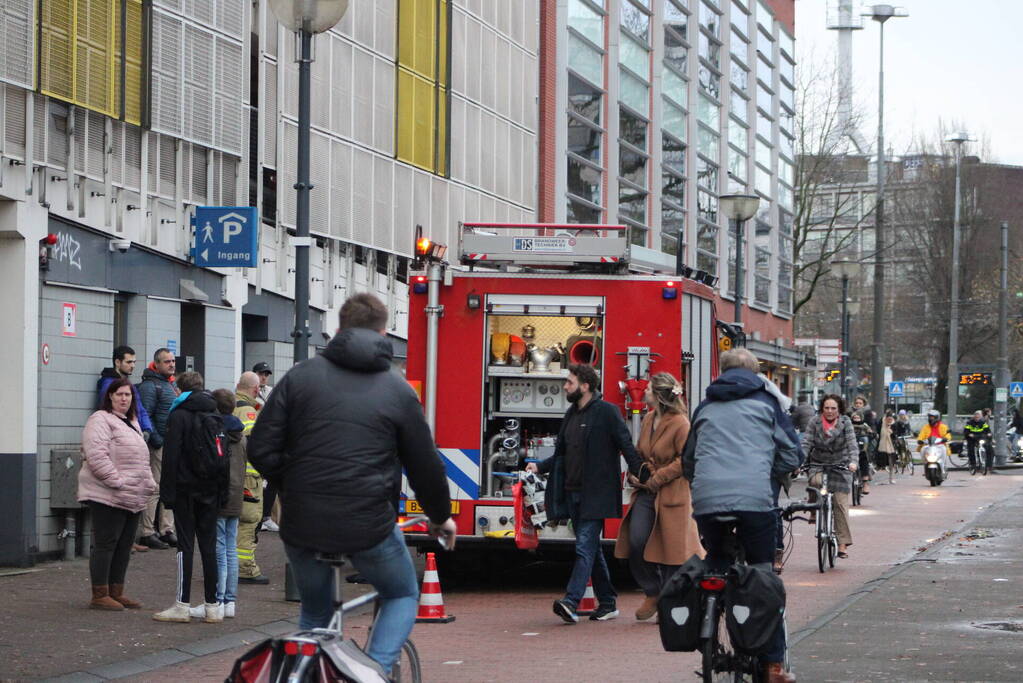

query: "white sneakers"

left=184, top=601, right=236, bottom=620
left=152, top=601, right=192, bottom=623
left=260, top=519, right=280, bottom=532
left=203, top=602, right=224, bottom=623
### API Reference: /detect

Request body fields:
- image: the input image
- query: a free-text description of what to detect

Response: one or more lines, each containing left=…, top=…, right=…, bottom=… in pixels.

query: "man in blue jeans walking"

left=683, top=349, right=802, bottom=683
left=527, top=364, right=642, bottom=624
left=249, top=294, right=455, bottom=674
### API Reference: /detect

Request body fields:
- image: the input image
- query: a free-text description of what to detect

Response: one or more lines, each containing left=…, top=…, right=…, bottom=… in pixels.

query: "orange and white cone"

left=577, top=578, right=596, bottom=616
left=415, top=552, right=455, bottom=623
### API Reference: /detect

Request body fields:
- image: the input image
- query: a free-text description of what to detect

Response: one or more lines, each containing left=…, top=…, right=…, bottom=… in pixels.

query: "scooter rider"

left=964, top=410, right=994, bottom=475
left=916, top=409, right=950, bottom=452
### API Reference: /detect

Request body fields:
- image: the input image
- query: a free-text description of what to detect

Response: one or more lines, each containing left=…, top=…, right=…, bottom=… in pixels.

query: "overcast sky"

left=794, top=0, right=1023, bottom=165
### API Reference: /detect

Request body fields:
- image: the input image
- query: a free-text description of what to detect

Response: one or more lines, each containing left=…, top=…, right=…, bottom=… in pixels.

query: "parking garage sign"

left=192, top=206, right=259, bottom=268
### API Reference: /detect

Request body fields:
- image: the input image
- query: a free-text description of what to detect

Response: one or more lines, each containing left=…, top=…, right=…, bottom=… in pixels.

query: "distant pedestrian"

left=188, top=389, right=246, bottom=620
left=153, top=372, right=230, bottom=624
left=137, top=348, right=179, bottom=550
left=252, top=362, right=273, bottom=407
left=851, top=395, right=879, bottom=433
left=79, top=378, right=157, bottom=610
left=876, top=414, right=897, bottom=473
left=803, top=394, right=857, bottom=558
left=683, top=349, right=801, bottom=682
left=526, top=364, right=642, bottom=624
left=850, top=411, right=875, bottom=494
left=790, top=396, right=815, bottom=433
left=613, top=372, right=701, bottom=622
left=234, top=372, right=270, bottom=585
left=96, top=345, right=153, bottom=435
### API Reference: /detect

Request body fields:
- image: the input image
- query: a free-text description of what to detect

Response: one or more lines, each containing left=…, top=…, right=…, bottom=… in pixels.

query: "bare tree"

left=791, top=54, right=875, bottom=315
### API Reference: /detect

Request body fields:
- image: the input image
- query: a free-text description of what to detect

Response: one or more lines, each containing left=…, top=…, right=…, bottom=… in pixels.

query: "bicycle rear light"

left=283, top=641, right=319, bottom=657
left=699, top=577, right=727, bottom=591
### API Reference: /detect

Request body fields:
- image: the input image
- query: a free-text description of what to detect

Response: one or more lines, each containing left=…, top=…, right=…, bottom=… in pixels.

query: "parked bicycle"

left=227, top=517, right=429, bottom=683
left=895, top=436, right=915, bottom=476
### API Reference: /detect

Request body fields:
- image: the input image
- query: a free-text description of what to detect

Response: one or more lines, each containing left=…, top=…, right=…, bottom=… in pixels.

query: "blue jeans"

left=564, top=490, right=616, bottom=607
left=284, top=525, right=419, bottom=674
left=216, top=516, right=239, bottom=603
left=696, top=511, right=787, bottom=663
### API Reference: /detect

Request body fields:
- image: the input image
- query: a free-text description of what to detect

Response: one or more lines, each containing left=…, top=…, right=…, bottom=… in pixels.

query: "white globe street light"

left=719, top=193, right=760, bottom=330
left=267, top=0, right=349, bottom=363
left=269, top=0, right=349, bottom=33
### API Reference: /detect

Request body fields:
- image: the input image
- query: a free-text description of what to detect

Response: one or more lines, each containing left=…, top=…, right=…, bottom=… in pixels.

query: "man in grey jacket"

left=682, top=348, right=802, bottom=683
left=137, top=348, right=178, bottom=549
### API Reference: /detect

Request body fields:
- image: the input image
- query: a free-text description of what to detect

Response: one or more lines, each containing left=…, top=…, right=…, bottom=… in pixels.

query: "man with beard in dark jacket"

left=525, top=363, right=642, bottom=625
left=96, top=345, right=153, bottom=435
left=249, top=293, right=454, bottom=676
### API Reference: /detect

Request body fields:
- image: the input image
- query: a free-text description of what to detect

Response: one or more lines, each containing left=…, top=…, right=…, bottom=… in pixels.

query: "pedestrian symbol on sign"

left=1010, top=382, right=1023, bottom=398
left=888, top=381, right=905, bottom=398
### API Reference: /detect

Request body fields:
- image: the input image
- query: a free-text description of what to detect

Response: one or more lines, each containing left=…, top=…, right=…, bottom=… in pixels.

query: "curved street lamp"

left=267, top=0, right=349, bottom=363
left=720, top=193, right=760, bottom=329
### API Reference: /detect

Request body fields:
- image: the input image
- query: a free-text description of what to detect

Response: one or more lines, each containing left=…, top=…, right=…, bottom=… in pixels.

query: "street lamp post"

left=832, top=260, right=861, bottom=403
left=995, top=220, right=1010, bottom=465
left=268, top=0, right=350, bottom=364
left=720, top=193, right=761, bottom=328
left=863, top=4, right=907, bottom=413
left=945, top=131, right=971, bottom=429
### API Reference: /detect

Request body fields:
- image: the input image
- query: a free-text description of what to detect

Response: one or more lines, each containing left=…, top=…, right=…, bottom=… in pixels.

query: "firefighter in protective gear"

left=917, top=409, right=951, bottom=453
left=234, top=373, right=268, bottom=584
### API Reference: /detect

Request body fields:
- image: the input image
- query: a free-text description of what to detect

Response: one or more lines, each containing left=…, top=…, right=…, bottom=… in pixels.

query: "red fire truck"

left=401, top=223, right=722, bottom=556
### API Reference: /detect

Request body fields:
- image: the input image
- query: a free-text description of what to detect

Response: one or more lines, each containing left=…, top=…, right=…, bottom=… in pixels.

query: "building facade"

left=538, top=0, right=802, bottom=387
left=0, top=0, right=538, bottom=565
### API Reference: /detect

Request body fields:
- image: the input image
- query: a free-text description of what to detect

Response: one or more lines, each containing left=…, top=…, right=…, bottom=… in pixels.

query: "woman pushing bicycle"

left=801, top=394, right=858, bottom=559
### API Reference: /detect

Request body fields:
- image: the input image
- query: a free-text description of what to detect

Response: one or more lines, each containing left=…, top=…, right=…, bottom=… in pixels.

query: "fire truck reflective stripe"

left=438, top=448, right=480, bottom=500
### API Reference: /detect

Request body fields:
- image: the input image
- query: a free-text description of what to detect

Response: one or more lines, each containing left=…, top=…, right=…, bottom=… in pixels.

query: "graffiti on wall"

left=53, top=232, right=82, bottom=270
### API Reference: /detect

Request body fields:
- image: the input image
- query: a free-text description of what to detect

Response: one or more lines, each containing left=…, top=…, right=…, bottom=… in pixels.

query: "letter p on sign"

left=220, top=212, right=245, bottom=243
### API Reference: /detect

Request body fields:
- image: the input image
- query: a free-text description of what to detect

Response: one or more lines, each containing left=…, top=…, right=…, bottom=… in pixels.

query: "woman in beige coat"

left=614, top=372, right=704, bottom=621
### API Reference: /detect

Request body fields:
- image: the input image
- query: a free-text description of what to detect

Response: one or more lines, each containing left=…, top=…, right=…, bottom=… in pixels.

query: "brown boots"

left=90, top=585, right=124, bottom=610
left=764, top=662, right=796, bottom=683
left=109, top=584, right=142, bottom=609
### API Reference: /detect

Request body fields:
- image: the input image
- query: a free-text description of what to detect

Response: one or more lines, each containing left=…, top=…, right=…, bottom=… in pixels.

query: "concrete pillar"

left=0, top=198, right=47, bottom=565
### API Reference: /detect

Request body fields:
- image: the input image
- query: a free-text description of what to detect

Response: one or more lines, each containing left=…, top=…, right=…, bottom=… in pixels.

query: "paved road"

left=17, top=467, right=1023, bottom=682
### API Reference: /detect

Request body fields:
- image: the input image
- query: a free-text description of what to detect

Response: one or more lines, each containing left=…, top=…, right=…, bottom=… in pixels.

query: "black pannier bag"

left=724, top=563, right=786, bottom=655
left=657, top=554, right=707, bottom=652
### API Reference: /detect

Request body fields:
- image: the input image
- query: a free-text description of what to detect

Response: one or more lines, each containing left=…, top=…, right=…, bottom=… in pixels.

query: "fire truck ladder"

left=458, top=223, right=630, bottom=271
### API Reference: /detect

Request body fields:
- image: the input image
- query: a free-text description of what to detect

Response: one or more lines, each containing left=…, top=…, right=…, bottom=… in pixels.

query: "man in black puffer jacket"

left=248, top=293, right=453, bottom=676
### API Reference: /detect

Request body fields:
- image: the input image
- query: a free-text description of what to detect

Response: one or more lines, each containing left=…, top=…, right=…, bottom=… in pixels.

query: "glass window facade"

left=556, top=0, right=791, bottom=310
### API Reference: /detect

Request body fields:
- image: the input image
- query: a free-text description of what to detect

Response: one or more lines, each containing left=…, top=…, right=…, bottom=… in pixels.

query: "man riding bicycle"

left=683, top=349, right=803, bottom=683
left=249, top=294, right=455, bottom=676
left=963, top=410, right=993, bottom=474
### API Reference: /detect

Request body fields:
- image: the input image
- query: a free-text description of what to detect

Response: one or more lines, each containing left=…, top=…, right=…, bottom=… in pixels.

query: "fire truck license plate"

left=406, top=500, right=460, bottom=515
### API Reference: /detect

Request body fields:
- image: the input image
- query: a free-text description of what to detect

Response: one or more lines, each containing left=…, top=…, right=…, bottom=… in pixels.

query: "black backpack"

left=724, top=563, right=786, bottom=655
left=188, top=409, right=230, bottom=485
left=657, top=554, right=707, bottom=652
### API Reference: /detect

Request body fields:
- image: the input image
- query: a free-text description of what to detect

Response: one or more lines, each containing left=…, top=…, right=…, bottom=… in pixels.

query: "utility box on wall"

left=50, top=448, right=85, bottom=509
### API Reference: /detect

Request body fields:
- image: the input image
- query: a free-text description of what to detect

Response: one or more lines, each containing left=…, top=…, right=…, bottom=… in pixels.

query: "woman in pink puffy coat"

left=79, top=378, right=158, bottom=611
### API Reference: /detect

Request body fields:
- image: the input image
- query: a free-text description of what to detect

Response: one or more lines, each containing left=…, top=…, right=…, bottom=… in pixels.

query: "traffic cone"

left=577, top=579, right=596, bottom=616
left=415, top=552, right=455, bottom=623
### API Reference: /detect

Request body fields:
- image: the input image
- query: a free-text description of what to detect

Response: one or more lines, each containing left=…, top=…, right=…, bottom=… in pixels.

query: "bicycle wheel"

left=825, top=498, right=836, bottom=568
left=392, top=639, right=422, bottom=683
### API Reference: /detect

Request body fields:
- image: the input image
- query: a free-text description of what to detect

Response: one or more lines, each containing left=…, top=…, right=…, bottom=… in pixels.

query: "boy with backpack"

left=153, top=372, right=231, bottom=623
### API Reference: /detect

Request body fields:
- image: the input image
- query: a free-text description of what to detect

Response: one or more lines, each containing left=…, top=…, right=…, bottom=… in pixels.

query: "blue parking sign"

left=192, top=206, right=259, bottom=268
left=888, top=381, right=905, bottom=398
